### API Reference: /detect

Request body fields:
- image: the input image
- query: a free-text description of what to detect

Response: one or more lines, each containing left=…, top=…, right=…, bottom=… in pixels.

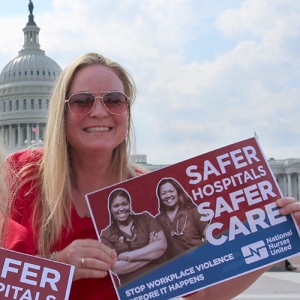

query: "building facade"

left=269, top=158, right=300, bottom=200
left=0, top=2, right=61, bottom=154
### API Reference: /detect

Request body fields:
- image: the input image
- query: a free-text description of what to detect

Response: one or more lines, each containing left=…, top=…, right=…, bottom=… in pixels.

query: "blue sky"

left=0, top=0, right=299, bottom=165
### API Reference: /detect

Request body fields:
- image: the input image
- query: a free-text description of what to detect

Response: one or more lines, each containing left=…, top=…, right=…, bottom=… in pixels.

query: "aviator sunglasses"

left=65, top=91, right=129, bottom=116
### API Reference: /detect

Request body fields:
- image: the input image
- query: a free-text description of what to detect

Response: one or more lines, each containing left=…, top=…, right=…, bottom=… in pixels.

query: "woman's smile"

left=84, top=126, right=111, bottom=133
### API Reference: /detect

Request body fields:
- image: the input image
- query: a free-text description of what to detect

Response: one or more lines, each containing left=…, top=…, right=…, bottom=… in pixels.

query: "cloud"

left=0, top=16, right=24, bottom=65
left=0, top=0, right=299, bottom=165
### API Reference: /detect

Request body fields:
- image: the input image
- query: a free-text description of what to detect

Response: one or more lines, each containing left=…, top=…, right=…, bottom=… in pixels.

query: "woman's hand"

left=184, top=197, right=300, bottom=300
left=54, top=239, right=117, bottom=281
left=149, top=231, right=158, bottom=243
left=277, top=197, right=300, bottom=228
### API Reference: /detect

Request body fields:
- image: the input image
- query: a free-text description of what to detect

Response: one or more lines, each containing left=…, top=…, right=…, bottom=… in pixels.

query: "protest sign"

left=0, top=247, right=74, bottom=300
left=86, top=137, right=300, bottom=300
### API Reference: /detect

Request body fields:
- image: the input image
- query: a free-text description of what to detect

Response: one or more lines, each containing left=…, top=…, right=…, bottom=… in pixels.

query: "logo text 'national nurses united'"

left=86, top=137, right=300, bottom=300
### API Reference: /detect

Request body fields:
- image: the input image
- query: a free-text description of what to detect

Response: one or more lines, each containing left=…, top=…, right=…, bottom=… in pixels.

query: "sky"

left=0, top=0, right=299, bottom=165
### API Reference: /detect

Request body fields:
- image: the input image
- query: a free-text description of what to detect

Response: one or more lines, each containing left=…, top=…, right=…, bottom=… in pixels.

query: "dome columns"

left=23, top=27, right=40, bottom=46
left=0, top=122, right=45, bottom=150
left=270, top=159, right=300, bottom=201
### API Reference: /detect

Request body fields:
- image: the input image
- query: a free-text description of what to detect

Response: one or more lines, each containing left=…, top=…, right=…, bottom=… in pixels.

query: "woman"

left=156, top=177, right=208, bottom=260
left=101, top=188, right=166, bottom=285
left=5, top=52, right=300, bottom=300
left=6, top=53, right=134, bottom=299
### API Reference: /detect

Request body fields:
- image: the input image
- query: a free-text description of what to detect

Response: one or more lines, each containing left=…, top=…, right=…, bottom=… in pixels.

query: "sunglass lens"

left=103, top=92, right=127, bottom=114
left=69, top=93, right=95, bottom=115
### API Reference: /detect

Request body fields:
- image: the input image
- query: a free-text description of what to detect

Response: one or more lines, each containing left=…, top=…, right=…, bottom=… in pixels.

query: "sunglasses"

left=65, top=91, right=129, bottom=116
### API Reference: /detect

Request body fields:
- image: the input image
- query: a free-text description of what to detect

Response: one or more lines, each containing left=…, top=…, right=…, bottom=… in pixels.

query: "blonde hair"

left=14, top=53, right=141, bottom=257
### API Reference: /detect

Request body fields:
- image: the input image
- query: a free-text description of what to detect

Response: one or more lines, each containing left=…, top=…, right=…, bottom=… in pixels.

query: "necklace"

left=73, top=176, right=91, bottom=218
left=71, top=165, right=112, bottom=218
left=72, top=172, right=111, bottom=218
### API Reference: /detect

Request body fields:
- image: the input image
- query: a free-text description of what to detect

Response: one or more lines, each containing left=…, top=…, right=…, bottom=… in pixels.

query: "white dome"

left=0, top=7, right=61, bottom=85
left=0, top=52, right=61, bottom=85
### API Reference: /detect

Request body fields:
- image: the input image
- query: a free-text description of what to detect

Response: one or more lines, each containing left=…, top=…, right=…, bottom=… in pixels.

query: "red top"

left=7, top=149, right=193, bottom=300
left=7, top=149, right=118, bottom=300
left=4, top=219, right=34, bottom=254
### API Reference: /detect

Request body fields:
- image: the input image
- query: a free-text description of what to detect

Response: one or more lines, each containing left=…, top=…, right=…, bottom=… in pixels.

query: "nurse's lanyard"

left=166, top=213, right=187, bottom=237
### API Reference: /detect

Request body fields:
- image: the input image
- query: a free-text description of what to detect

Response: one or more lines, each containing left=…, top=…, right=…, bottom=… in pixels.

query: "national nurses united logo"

left=241, top=241, right=269, bottom=264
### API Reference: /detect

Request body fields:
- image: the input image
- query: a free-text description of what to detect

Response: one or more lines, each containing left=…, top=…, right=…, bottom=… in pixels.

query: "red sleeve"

left=4, top=219, right=34, bottom=255
left=7, top=148, right=43, bottom=175
left=6, top=149, right=43, bottom=252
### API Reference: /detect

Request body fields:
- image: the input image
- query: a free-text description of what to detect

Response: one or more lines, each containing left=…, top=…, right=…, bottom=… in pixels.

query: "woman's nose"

left=89, top=98, right=109, bottom=118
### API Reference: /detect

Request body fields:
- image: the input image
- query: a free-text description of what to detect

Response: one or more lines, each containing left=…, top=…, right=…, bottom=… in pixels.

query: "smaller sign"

left=0, top=247, right=74, bottom=300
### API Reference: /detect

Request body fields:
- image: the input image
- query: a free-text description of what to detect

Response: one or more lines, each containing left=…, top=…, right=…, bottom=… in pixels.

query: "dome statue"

left=28, top=1, right=34, bottom=15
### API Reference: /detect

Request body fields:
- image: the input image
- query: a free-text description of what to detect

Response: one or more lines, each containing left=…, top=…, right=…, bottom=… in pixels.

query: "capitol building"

left=0, top=2, right=61, bottom=154
left=1, top=2, right=300, bottom=203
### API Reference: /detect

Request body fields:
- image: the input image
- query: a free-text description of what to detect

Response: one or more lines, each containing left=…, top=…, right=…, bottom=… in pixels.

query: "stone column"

left=27, top=123, right=31, bottom=146
left=9, top=125, right=12, bottom=147
left=18, top=124, right=22, bottom=147
left=281, top=174, right=287, bottom=197
left=298, top=174, right=300, bottom=202
left=287, top=173, right=292, bottom=197
left=36, top=123, right=40, bottom=141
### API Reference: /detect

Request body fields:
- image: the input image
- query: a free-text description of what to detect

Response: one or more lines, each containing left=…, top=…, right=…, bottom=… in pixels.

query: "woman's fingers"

left=276, top=197, right=300, bottom=227
left=55, top=239, right=117, bottom=281
left=84, top=239, right=117, bottom=263
left=276, top=197, right=299, bottom=214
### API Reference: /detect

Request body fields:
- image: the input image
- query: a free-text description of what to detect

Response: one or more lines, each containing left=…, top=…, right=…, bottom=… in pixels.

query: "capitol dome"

left=0, top=1, right=61, bottom=154
left=0, top=51, right=61, bottom=85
